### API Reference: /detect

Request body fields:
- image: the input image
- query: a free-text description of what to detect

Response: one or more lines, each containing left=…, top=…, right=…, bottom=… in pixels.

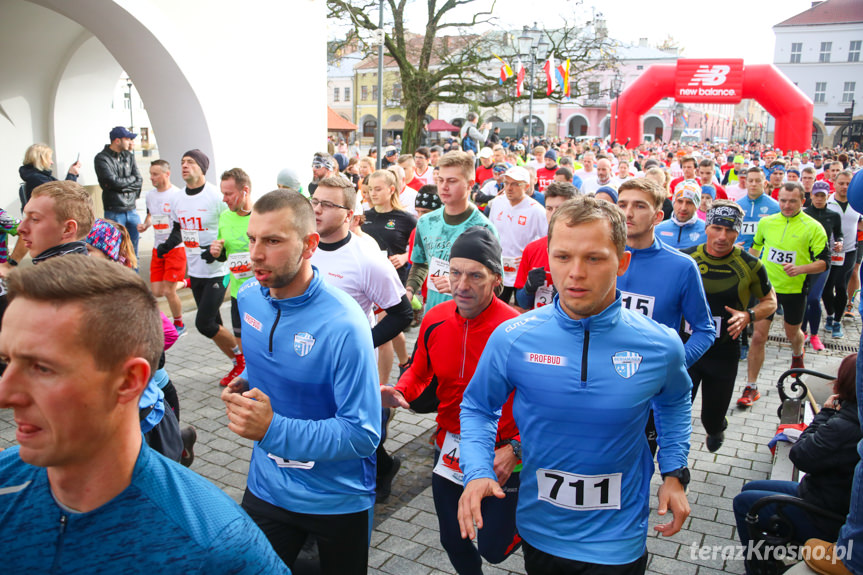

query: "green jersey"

left=217, top=210, right=252, bottom=298
left=411, top=205, right=499, bottom=311
left=752, top=210, right=829, bottom=294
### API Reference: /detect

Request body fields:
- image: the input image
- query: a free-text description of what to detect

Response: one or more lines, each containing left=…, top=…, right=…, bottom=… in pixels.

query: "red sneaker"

left=810, top=335, right=825, bottom=351
left=220, top=354, right=246, bottom=386
left=791, top=352, right=805, bottom=370
left=737, top=386, right=761, bottom=407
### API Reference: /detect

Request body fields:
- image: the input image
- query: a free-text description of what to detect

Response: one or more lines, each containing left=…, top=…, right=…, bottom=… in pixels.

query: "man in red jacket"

left=382, top=226, right=522, bottom=575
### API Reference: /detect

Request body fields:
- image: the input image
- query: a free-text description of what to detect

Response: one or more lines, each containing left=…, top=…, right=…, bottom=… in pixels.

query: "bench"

left=743, top=369, right=846, bottom=575
left=770, top=369, right=823, bottom=482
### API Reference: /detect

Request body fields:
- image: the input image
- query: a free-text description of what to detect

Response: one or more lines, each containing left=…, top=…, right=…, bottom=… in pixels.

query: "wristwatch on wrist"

left=661, top=467, right=690, bottom=488
left=506, top=439, right=522, bottom=459
left=7, top=257, right=17, bottom=267
left=747, top=308, right=756, bottom=323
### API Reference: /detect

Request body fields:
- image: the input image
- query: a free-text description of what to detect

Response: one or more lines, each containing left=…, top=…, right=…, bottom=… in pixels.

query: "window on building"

left=361, top=85, right=368, bottom=101
left=588, top=81, right=600, bottom=99
left=850, top=40, right=862, bottom=62
left=843, top=82, right=856, bottom=103
left=392, top=83, right=402, bottom=101
left=819, top=42, right=832, bottom=63
left=790, top=42, right=802, bottom=63
left=344, top=87, right=351, bottom=101
left=636, top=65, right=643, bottom=70
left=372, top=86, right=378, bottom=101
left=333, top=87, right=339, bottom=102
left=815, top=82, right=827, bottom=104
left=363, top=118, right=376, bottom=138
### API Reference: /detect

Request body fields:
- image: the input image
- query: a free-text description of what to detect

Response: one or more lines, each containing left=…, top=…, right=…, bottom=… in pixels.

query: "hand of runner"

left=724, top=305, right=749, bottom=339
left=430, top=274, right=451, bottom=294
left=654, top=477, right=690, bottom=537
left=782, top=262, right=801, bottom=277
left=389, top=253, right=409, bottom=269
left=136, top=222, right=148, bottom=233
left=492, top=445, right=518, bottom=486
left=221, top=386, right=273, bottom=441
left=380, top=385, right=409, bottom=409
left=457, top=478, right=505, bottom=540
left=210, top=240, right=225, bottom=258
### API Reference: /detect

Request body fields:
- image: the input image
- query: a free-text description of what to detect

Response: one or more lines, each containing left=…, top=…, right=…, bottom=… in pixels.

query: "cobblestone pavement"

left=1, top=299, right=859, bottom=574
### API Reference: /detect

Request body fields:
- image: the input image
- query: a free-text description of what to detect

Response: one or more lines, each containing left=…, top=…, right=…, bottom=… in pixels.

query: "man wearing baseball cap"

left=94, top=126, right=143, bottom=256
left=475, top=147, right=495, bottom=186
left=487, top=166, right=547, bottom=303
left=655, top=179, right=707, bottom=250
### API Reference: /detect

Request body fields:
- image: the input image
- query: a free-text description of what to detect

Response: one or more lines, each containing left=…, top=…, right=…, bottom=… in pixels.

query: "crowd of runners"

left=1, top=123, right=863, bottom=575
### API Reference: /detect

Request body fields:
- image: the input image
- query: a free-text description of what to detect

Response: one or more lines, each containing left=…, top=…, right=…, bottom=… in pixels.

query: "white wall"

left=1, top=0, right=327, bottom=210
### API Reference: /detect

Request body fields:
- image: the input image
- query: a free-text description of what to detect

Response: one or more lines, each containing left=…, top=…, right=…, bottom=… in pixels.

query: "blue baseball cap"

left=109, top=126, right=137, bottom=141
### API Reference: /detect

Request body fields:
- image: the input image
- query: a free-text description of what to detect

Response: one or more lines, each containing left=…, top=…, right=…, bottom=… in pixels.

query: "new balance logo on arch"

left=688, top=65, right=730, bottom=87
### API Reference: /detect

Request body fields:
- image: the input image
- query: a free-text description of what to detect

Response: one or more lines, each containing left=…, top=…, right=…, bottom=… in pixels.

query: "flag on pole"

left=494, top=54, right=513, bottom=84
left=555, top=58, right=571, bottom=98
left=543, top=55, right=557, bottom=95
left=682, top=111, right=689, bottom=127
left=515, top=58, right=525, bottom=97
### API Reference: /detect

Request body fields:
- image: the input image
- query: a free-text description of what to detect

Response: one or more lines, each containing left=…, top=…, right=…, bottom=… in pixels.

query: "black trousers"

left=242, top=489, right=369, bottom=575
left=689, top=343, right=739, bottom=436
left=523, top=542, right=648, bottom=575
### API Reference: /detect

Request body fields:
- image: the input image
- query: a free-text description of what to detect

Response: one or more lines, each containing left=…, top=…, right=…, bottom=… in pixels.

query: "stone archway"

left=643, top=115, right=665, bottom=142
left=1, top=0, right=326, bottom=204
left=567, top=115, right=589, bottom=137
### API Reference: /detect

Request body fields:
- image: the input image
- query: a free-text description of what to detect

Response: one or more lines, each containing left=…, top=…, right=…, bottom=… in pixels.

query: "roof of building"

left=327, top=106, right=357, bottom=131
left=775, top=0, right=863, bottom=27
left=614, top=43, right=678, bottom=61
left=328, top=52, right=363, bottom=77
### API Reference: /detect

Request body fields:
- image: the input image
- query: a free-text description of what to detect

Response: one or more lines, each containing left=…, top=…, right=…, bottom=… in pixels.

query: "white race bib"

left=152, top=214, right=170, bottom=231
left=620, top=291, right=655, bottom=318
left=427, top=257, right=450, bottom=294
left=535, top=284, right=554, bottom=308
left=767, top=247, right=796, bottom=265
left=741, top=221, right=757, bottom=236
left=684, top=316, right=722, bottom=338
left=536, top=469, right=622, bottom=511
left=433, top=431, right=463, bottom=485
left=831, top=252, right=846, bottom=267
left=182, top=229, right=200, bottom=249
left=228, top=251, right=253, bottom=279
left=0, top=278, right=6, bottom=298
left=268, top=453, right=315, bottom=470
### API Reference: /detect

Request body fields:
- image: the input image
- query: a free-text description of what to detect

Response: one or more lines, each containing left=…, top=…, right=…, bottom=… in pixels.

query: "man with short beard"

left=223, top=189, right=380, bottom=574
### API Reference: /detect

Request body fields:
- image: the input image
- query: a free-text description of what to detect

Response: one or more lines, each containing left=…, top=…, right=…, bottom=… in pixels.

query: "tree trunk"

left=402, top=96, right=429, bottom=153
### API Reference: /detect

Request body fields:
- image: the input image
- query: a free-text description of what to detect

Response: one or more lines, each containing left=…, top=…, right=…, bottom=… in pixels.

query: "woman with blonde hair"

left=19, top=143, right=81, bottom=206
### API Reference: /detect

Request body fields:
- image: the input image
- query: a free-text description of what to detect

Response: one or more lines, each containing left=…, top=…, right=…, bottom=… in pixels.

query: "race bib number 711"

left=537, top=469, right=621, bottom=510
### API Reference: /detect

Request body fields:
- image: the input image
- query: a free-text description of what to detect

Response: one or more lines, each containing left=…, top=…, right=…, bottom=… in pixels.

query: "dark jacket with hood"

left=18, top=164, right=78, bottom=204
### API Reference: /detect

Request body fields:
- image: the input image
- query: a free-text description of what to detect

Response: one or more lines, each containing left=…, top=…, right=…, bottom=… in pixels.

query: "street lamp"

left=518, top=25, right=548, bottom=144
left=125, top=77, right=134, bottom=132
left=612, top=71, right=623, bottom=142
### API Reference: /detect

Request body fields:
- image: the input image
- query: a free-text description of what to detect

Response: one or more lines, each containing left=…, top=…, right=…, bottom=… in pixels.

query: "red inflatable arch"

left=610, top=59, right=814, bottom=152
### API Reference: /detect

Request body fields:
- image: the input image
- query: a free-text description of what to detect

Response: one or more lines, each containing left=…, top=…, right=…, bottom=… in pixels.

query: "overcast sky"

left=335, top=0, right=817, bottom=64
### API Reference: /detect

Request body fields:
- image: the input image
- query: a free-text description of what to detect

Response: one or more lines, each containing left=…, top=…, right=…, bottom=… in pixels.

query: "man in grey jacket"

left=94, top=126, right=143, bottom=256
left=459, top=112, right=490, bottom=154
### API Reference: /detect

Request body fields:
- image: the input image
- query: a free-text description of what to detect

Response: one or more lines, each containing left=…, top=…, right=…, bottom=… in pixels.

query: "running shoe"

left=175, top=324, right=187, bottom=338
left=825, top=316, right=834, bottom=331
left=810, top=334, right=826, bottom=351
left=737, top=386, right=761, bottom=407
left=220, top=355, right=246, bottom=386
left=376, top=456, right=401, bottom=504
left=791, top=353, right=805, bottom=370
left=832, top=323, right=845, bottom=339
left=706, top=431, right=725, bottom=453
left=845, top=305, right=856, bottom=320
left=180, top=426, right=197, bottom=467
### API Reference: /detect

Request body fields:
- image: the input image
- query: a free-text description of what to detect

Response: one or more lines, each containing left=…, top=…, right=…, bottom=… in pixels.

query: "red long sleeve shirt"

left=396, top=297, right=520, bottom=448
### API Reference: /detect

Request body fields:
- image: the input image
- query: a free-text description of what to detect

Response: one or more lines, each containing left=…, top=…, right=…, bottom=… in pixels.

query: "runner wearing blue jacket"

left=221, top=190, right=380, bottom=575
left=458, top=196, right=691, bottom=574
left=736, top=168, right=780, bottom=251
left=617, top=178, right=715, bottom=369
